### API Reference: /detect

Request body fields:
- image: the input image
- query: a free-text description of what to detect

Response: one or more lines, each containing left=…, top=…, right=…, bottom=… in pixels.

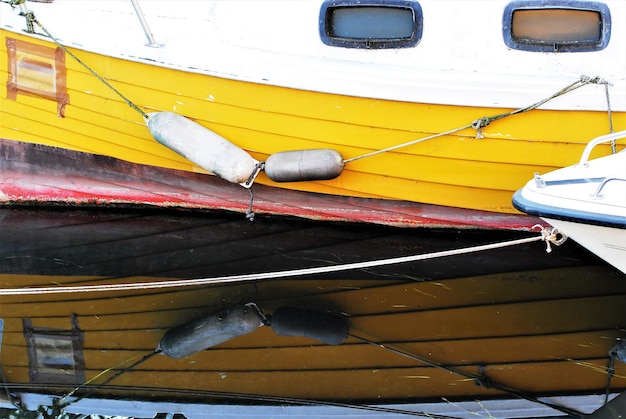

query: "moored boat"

left=1, top=0, right=624, bottom=229
left=513, top=130, right=626, bottom=273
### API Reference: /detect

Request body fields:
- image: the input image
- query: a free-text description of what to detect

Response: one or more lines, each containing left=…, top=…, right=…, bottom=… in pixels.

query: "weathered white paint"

left=1, top=0, right=624, bottom=111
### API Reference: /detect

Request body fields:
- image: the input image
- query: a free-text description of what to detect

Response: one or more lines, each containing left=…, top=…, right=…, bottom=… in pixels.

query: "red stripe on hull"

left=0, top=139, right=541, bottom=230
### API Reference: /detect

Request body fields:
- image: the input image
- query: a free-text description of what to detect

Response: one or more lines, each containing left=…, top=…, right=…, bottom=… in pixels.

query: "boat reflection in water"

left=0, top=208, right=624, bottom=418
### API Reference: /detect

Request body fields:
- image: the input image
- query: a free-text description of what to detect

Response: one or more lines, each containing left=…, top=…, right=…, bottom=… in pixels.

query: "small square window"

left=23, top=314, right=85, bottom=385
left=5, top=37, right=70, bottom=116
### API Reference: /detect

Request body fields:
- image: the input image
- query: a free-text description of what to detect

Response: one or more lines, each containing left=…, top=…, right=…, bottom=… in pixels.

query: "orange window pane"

left=512, top=9, right=601, bottom=43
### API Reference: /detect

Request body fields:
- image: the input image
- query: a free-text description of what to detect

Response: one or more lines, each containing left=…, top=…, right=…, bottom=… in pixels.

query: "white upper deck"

left=1, top=0, right=624, bottom=111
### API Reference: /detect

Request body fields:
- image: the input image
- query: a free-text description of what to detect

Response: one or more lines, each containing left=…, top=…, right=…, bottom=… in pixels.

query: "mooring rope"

left=599, top=79, right=617, bottom=153
left=349, top=332, right=583, bottom=417
left=343, top=124, right=472, bottom=164
left=37, top=22, right=149, bottom=120
left=344, top=75, right=612, bottom=163
left=59, top=350, right=161, bottom=407
left=0, top=227, right=564, bottom=295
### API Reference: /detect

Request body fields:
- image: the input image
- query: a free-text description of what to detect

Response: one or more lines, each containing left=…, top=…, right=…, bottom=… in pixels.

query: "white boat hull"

left=514, top=132, right=626, bottom=273
left=542, top=218, right=625, bottom=273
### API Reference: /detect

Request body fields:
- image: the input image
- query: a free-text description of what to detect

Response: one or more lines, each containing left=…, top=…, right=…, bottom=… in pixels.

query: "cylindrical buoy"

left=157, top=303, right=264, bottom=358
left=270, top=307, right=349, bottom=345
left=264, top=149, right=344, bottom=182
left=146, top=112, right=259, bottom=185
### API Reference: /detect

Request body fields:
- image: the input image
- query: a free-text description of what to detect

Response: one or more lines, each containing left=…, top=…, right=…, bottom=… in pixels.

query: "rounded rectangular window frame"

left=319, top=0, right=423, bottom=49
left=502, top=0, right=611, bottom=53
left=6, top=37, right=70, bottom=116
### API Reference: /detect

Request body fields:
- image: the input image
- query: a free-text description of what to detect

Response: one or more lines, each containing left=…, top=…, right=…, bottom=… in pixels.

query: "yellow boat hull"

left=1, top=30, right=624, bottom=217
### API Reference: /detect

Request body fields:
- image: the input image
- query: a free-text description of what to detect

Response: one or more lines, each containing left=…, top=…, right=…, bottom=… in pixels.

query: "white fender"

left=146, top=112, right=259, bottom=186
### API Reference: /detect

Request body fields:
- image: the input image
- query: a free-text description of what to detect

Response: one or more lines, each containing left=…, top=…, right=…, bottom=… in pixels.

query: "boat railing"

left=578, top=130, right=626, bottom=167
left=592, top=177, right=626, bottom=199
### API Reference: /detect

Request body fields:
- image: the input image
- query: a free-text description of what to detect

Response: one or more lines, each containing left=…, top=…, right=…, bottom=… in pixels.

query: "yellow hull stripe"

left=1, top=31, right=624, bottom=213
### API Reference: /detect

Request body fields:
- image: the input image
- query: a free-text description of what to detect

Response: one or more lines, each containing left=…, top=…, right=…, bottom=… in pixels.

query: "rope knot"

left=580, top=75, right=610, bottom=85
left=533, top=225, right=567, bottom=253
left=472, top=117, right=492, bottom=139
left=472, top=117, right=491, bottom=130
left=474, top=366, right=493, bottom=389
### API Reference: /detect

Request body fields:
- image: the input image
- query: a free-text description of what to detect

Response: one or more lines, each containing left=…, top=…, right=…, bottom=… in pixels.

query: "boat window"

left=5, top=37, right=70, bottom=116
left=503, top=1, right=611, bottom=52
left=319, top=0, right=423, bottom=49
left=22, top=314, right=86, bottom=385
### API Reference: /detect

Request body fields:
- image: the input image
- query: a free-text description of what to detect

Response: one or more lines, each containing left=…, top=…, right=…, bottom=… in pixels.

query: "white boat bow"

left=514, top=131, right=626, bottom=273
